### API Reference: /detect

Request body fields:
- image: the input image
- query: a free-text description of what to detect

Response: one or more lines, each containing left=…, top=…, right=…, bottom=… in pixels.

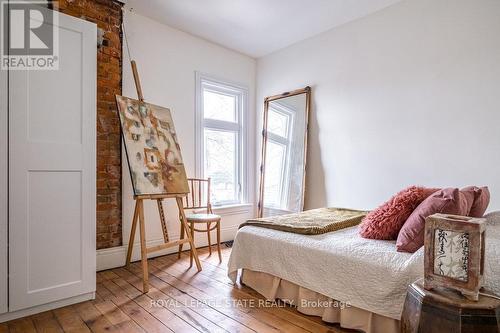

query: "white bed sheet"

left=228, top=220, right=500, bottom=320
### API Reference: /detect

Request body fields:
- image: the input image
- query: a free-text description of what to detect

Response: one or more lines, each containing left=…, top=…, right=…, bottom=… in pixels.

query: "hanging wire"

left=120, top=7, right=145, bottom=102
left=121, top=6, right=133, bottom=62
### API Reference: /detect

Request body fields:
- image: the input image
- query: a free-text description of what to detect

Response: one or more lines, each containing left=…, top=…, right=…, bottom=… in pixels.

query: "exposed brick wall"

left=57, top=0, right=123, bottom=249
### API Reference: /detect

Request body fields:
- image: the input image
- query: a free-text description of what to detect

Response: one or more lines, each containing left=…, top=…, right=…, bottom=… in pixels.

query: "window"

left=196, top=73, right=248, bottom=206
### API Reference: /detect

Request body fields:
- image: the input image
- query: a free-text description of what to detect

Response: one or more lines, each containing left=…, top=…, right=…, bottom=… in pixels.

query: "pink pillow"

left=459, top=187, right=476, bottom=215
left=396, top=188, right=470, bottom=253
left=359, top=186, right=439, bottom=240
left=462, top=186, right=490, bottom=217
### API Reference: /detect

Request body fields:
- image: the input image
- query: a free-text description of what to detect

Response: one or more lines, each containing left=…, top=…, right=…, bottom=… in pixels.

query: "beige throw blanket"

left=240, top=207, right=369, bottom=235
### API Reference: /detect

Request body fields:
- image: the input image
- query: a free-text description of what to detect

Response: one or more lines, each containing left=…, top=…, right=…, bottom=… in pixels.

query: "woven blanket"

left=239, top=207, right=369, bottom=235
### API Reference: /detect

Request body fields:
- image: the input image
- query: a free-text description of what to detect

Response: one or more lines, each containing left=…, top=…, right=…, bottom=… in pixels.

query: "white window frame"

left=195, top=72, right=249, bottom=208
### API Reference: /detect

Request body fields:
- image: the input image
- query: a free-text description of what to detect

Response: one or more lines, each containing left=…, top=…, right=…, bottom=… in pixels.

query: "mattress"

left=228, top=219, right=500, bottom=319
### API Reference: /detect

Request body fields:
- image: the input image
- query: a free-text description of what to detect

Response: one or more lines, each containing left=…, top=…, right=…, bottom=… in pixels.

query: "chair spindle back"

left=183, top=178, right=212, bottom=213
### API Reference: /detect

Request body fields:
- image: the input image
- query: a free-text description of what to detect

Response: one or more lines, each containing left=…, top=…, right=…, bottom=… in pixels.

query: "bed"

left=227, top=212, right=500, bottom=333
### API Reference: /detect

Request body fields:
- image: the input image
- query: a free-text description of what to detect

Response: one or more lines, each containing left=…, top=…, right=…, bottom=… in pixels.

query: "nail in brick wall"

left=57, top=0, right=123, bottom=249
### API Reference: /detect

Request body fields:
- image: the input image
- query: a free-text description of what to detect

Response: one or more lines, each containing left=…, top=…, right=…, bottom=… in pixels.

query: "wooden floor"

left=1, top=245, right=352, bottom=333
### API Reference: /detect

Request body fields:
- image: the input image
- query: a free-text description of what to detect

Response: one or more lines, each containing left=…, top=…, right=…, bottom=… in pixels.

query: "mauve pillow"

left=459, top=187, right=477, bottom=216
left=396, top=188, right=470, bottom=253
left=462, top=186, right=490, bottom=217
left=358, top=186, right=439, bottom=240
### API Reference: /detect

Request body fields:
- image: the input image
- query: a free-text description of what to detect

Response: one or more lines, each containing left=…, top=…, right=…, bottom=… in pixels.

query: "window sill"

left=194, top=203, right=254, bottom=216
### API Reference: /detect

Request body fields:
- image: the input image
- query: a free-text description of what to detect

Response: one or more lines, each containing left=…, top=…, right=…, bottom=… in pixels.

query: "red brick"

left=59, top=0, right=123, bottom=250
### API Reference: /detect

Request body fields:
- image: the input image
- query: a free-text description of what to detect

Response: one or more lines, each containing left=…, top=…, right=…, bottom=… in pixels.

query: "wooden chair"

left=178, top=178, right=222, bottom=264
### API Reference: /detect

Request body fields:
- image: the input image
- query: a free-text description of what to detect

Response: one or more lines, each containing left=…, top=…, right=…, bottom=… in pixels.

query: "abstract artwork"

left=116, top=95, right=189, bottom=195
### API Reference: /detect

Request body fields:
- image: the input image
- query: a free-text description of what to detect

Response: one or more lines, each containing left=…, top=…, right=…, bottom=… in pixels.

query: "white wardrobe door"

left=0, top=46, right=7, bottom=315
left=9, top=13, right=96, bottom=311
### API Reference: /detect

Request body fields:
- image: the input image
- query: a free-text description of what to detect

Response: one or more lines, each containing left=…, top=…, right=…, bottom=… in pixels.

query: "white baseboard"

left=96, top=225, right=238, bottom=271
left=0, top=292, right=95, bottom=323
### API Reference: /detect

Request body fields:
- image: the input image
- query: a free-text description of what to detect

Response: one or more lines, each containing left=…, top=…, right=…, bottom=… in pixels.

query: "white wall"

left=98, top=10, right=256, bottom=269
left=256, top=0, right=500, bottom=212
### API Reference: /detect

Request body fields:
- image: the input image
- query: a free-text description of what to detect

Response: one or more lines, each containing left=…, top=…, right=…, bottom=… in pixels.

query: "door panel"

left=9, top=12, right=96, bottom=311
left=0, top=41, right=7, bottom=315
left=27, top=171, right=82, bottom=292
left=28, top=26, right=83, bottom=144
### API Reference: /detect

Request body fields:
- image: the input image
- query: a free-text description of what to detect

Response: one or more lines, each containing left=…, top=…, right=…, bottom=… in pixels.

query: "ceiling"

left=125, top=0, right=402, bottom=58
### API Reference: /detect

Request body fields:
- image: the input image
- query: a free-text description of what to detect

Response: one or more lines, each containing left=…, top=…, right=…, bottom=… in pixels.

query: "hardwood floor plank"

left=124, top=265, right=278, bottom=332
left=100, top=270, right=120, bottom=281
left=8, top=317, right=37, bottom=333
left=73, top=300, right=121, bottom=333
left=131, top=293, right=202, bottom=333
left=53, top=306, right=91, bottom=333
left=0, top=323, right=8, bottom=333
left=130, top=261, right=293, bottom=333
left=93, top=300, right=145, bottom=333
left=109, top=272, right=202, bottom=333
left=112, top=268, right=233, bottom=333
left=151, top=257, right=313, bottom=332
left=96, top=282, right=115, bottom=301
left=157, top=252, right=230, bottom=286
left=32, top=311, right=64, bottom=333
left=96, top=272, right=106, bottom=284
left=97, top=281, right=174, bottom=333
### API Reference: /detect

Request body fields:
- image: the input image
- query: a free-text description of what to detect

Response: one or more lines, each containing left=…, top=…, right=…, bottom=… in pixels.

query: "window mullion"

left=267, top=132, right=288, bottom=145
left=203, top=118, right=240, bottom=132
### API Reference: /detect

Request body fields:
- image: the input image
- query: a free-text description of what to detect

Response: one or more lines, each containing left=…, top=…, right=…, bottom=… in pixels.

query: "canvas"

left=116, top=95, right=189, bottom=195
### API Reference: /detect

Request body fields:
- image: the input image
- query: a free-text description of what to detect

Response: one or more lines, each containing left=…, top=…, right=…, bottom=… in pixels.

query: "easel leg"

left=125, top=200, right=140, bottom=267
left=178, top=214, right=185, bottom=258
left=156, top=199, right=169, bottom=243
left=137, top=199, right=149, bottom=292
left=176, top=197, right=202, bottom=271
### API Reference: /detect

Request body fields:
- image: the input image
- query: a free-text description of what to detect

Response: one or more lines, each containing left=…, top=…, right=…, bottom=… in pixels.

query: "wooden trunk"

left=401, top=280, right=500, bottom=333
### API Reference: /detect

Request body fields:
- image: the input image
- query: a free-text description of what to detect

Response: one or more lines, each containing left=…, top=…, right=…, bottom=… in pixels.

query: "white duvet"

left=228, top=214, right=500, bottom=320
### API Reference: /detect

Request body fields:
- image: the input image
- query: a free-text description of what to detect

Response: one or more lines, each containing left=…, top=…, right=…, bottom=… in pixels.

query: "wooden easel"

left=124, top=60, right=202, bottom=293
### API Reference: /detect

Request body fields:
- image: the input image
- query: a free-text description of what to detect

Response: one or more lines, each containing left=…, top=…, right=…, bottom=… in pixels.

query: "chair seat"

left=185, top=213, right=221, bottom=223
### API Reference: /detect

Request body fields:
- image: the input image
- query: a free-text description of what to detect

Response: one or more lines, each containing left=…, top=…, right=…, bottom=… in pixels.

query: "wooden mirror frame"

left=257, top=86, right=311, bottom=218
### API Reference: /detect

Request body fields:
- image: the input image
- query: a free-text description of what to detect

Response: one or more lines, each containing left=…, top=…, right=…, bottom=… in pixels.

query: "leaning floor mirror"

left=258, top=86, right=311, bottom=217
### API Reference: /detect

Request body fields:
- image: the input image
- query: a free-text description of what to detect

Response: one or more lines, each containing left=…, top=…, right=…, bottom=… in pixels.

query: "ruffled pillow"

left=359, top=186, right=439, bottom=240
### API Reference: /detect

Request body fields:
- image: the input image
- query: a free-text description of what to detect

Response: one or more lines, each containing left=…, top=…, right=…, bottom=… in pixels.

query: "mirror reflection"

left=259, top=87, right=311, bottom=217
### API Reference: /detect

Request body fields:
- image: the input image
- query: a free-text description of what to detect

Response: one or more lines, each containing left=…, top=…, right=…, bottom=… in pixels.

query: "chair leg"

left=189, top=221, right=195, bottom=268
left=178, top=215, right=185, bottom=258
left=207, top=222, right=212, bottom=256
left=216, top=220, right=222, bottom=263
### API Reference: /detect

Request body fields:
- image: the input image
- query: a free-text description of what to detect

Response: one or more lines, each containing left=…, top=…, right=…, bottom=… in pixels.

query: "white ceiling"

left=125, top=0, right=402, bottom=58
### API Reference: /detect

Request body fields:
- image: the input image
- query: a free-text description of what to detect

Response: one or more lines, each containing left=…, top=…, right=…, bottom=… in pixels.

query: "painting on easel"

left=116, top=95, right=189, bottom=195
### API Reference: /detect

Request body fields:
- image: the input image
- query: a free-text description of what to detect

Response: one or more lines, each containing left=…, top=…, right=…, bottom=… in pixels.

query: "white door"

left=0, top=46, right=7, bottom=315
left=9, top=12, right=96, bottom=311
